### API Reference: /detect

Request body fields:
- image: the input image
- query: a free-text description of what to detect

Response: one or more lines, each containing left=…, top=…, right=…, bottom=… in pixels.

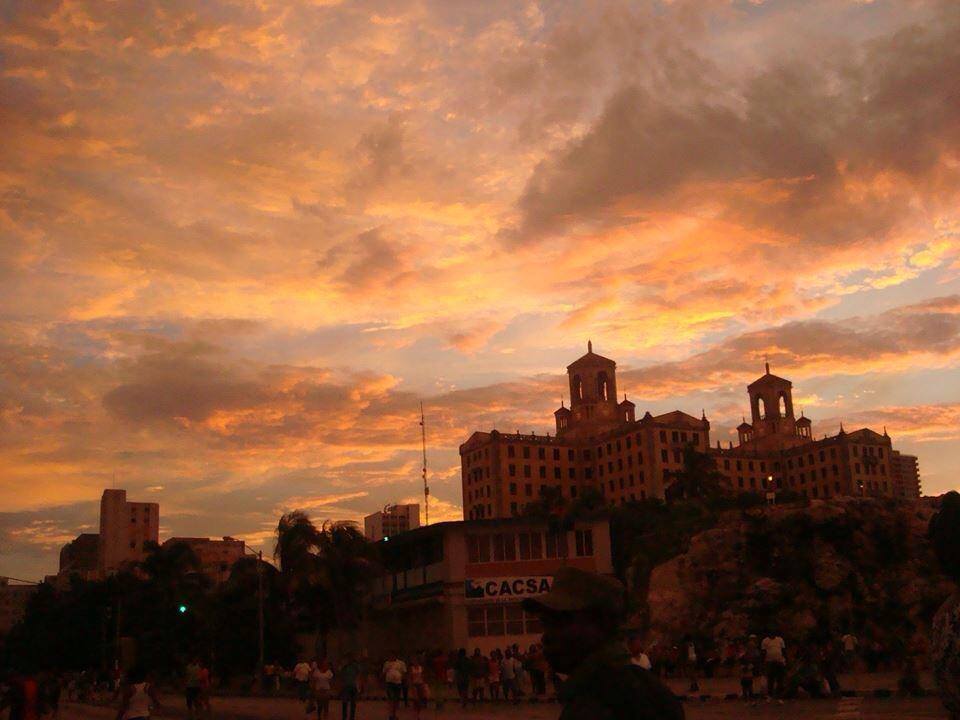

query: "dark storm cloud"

left=510, top=2, right=960, bottom=246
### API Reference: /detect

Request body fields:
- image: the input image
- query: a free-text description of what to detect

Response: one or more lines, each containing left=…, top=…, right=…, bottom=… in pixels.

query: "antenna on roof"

left=420, top=402, right=429, bottom=526
left=588, top=339, right=593, bottom=353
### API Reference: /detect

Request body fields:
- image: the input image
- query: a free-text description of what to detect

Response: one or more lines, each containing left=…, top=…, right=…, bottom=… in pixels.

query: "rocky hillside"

left=646, top=497, right=954, bottom=656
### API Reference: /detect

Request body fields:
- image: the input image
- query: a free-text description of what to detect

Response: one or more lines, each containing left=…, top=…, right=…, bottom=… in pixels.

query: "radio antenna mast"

left=420, top=401, right=429, bottom=525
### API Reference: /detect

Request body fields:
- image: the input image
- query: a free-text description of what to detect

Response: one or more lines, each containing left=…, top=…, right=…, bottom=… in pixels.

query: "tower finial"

left=765, top=361, right=770, bottom=374
left=588, top=339, right=593, bottom=353
left=561, top=394, right=565, bottom=408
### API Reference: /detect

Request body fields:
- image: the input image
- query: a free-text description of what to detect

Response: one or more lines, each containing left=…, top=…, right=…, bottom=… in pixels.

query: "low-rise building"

left=162, top=536, right=246, bottom=584
left=0, top=578, right=38, bottom=635
left=362, top=516, right=613, bottom=656
left=58, top=532, right=100, bottom=581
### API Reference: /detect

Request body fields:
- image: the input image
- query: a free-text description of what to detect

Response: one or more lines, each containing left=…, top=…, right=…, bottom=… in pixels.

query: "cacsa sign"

left=464, top=576, right=553, bottom=602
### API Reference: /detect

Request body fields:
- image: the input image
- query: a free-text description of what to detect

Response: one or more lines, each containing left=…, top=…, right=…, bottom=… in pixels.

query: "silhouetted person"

left=523, top=567, right=684, bottom=720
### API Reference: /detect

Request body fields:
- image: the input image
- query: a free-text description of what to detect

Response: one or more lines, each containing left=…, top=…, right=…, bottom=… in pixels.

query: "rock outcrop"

left=646, top=497, right=954, bottom=657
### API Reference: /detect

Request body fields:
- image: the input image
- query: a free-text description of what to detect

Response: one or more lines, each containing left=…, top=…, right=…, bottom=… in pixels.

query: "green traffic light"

left=179, top=604, right=187, bottom=613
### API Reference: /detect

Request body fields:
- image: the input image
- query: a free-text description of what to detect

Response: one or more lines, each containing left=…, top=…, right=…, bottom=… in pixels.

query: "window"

left=524, top=465, right=531, bottom=478
left=671, top=431, right=679, bottom=443
left=568, top=468, right=575, bottom=480
left=486, top=605, right=504, bottom=634
left=509, top=464, right=516, bottom=477
left=659, top=431, right=667, bottom=443
left=570, top=485, right=578, bottom=497
left=505, top=604, right=524, bottom=635
left=525, top=483, right=533, bottom=496
left=545, top=532, right=568, bottom=559
left=553, top=448, right=560, bottom=461
left=692, top=432, right=699, bottom=444
left=492, top=533, right=516, bottom=561
left=517, top=532, right=543, bottom=560
left=575, top=529, right=594, bottom=557
left=510, top=501, right=518, bottom=515
left=467, top=534, right=491, bottom=563
left=553, top=467, right=561, bottom=480
left=568, top=449, right=575, bottom=461
left=509, top=482, right=517, bottom=494
left=748, top=461, right=754, bottom=471
left=855, top=463, right=861, bottom=474
left=638, top=452, right=643, bottom=464
left=724, top=459, right=730, bottom=470
left=468, top=607, right=486, bottom=637
left=673, top=450, right=681, bottom=463
left=597, top=445, right=603, bottom=458
left=661, top=450, right=668, bottom=462
left=539, top=466, right=546, bottom=479
left=538, top=447, right=546, bottom=460
left=508, top=446, right=515, bottom=458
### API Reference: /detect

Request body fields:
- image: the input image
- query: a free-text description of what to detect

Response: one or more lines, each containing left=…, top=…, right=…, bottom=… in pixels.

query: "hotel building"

left=460, top=345, right=921, bottom=518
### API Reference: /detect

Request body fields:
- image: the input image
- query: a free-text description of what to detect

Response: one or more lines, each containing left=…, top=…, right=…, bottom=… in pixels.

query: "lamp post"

left=244, top=546, right=265, bottom=671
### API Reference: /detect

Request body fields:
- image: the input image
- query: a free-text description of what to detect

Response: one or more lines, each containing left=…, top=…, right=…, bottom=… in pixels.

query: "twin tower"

left=554, top=343, right=806, bottom=449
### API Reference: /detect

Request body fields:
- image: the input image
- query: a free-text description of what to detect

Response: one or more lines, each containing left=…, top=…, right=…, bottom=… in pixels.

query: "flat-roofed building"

left=364, top=504, right=420, bottom=541
left=0, top=578, right=37, bottom=635
left=163, top=536, right=246, bottom=584
left=363, top=516, right=613, bottom=657
left=891, top=451, right=921, bottom=498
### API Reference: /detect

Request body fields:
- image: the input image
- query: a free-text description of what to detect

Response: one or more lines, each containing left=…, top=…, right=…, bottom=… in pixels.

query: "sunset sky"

left=2, top=0, right=959, bottom=580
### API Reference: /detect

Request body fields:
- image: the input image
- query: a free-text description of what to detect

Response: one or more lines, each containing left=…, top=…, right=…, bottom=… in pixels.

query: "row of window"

left=467, top=603, right=543, bottom=637
left=465, top=530, right=594, bottom=563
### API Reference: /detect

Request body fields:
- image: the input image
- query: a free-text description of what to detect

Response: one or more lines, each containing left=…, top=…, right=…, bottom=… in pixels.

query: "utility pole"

left=257, top=550, right=265, bottom=670
left=420, top=401, right=429, bottom=526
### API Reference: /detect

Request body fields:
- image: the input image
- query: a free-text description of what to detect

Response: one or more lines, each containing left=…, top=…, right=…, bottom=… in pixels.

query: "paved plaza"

left=58, top=695, right=950, bottom=720
left=56, top=673, right=951, bottom=720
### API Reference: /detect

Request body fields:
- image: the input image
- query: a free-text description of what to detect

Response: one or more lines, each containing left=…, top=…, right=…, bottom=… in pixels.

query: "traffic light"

left=178, top=604, right=187, bottom=614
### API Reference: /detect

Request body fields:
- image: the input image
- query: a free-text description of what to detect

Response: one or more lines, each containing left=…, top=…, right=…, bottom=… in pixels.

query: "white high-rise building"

left=364, top=504, right=420, bottom=541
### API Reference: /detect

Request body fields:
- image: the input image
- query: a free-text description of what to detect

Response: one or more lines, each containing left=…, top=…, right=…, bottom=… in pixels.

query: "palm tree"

left=274, top=512, right=378, bottom=657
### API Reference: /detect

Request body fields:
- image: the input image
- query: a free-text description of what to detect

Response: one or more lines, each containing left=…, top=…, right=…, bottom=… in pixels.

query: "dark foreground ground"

left=53, top=673, right=950, bottom=720
left=57, top=695, right=949, bottom=720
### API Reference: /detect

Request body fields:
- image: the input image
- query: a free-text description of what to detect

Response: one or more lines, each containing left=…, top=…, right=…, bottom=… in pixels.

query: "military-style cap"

left=522, top=566, right=626, bottom=617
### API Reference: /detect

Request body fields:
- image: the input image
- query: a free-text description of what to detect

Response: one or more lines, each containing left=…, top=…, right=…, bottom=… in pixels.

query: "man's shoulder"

left=565, top=660, right=684, bottom=720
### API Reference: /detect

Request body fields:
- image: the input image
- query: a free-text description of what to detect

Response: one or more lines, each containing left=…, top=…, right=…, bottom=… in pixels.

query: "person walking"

left=469, top=649, right=488, bottom=703
left=116, top=666, right=162, bottom=720
left=408, top=656, right=429, bottom=720
left=184, top=658, right=202, bottom=720
left=382, top=654, right=406, bottom=720
left=761, top=632, right=787, bottom=700
left=487, top=651, right=502, bottom=700
left=453, top=648, right=470, bottom=707
left=500, top=649, right=521, bottom=703
left=338, top=654, right=362, bottom=720
left=196, top=660, right=212, bottom=719
left=311, top=658, right=334, bottom=720
left=293, top=659, right=313, bottom=704
left=527, top=644, right=548, bottom=697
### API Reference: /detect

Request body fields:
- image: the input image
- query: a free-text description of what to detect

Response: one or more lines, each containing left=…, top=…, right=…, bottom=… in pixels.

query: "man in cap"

left=523, top=566, right=684, bottom=719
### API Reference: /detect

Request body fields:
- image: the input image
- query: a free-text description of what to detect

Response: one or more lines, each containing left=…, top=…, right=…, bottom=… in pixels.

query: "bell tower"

left=563, top=341, right=619, bottom=436
left=746, top=363, right=801, bottom=448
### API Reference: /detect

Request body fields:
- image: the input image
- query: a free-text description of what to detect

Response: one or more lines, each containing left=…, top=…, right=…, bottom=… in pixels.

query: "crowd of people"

left=625, top=629, right=924, bottom=701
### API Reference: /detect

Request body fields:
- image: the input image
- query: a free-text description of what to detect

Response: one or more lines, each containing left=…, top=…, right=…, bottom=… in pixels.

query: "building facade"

left=98, top=489, right=160, bottom=578
left=58, top=532, right=100, bottom=581
left=163, top=536, right=246, bottom=585
left=891, top=451, right=921, bottom=498
left=364, top=504, right=421, bottom=541
left=0, top=578, right=37, bottom=635
left=461, top=347, right=921, bottom=518
left=363, top=517, right=613, bottom=656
